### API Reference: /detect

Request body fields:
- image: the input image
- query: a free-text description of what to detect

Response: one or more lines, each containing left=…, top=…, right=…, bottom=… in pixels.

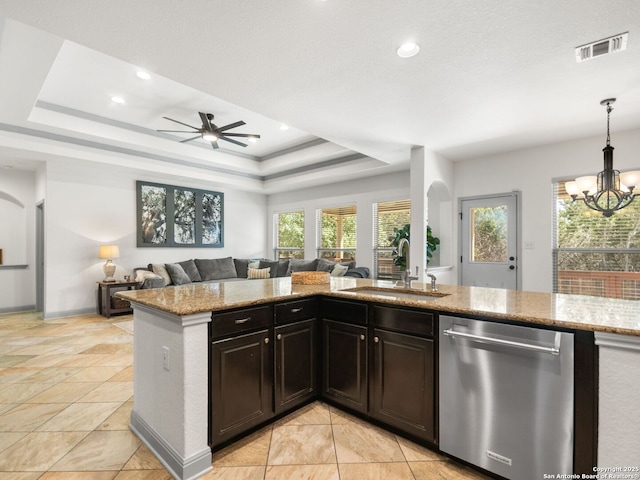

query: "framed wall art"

left=136, top=181, right=224, bottom=247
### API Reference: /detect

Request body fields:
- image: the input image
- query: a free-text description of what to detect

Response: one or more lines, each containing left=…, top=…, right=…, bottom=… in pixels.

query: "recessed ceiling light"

left=397, top=42, right=420, bottom=58
left=110, top=96, right=125, bottom=104
left=280, top=124, right=290, bottom=131
left=136, top=71, right=151, bottom=80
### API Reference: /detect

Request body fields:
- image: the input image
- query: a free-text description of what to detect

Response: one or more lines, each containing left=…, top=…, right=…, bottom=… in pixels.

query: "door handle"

left=443, top=327, right=561, bottom=355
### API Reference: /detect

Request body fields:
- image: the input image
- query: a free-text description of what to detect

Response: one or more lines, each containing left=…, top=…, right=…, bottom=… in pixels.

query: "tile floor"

left=0, top=311, right=490, bottom=479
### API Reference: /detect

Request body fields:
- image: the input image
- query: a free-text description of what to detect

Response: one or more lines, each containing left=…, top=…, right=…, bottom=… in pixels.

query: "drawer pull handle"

left=360, top=334, right=365, bottom=341
left=264, top=337, right=270, bottom=344
left=374, top=336, right=379, bottom=343
left=277, top=334, right=282, bottom=340
left=234, top=317, right=251, bottom=324
left=290, top=307, right=303, bottom=313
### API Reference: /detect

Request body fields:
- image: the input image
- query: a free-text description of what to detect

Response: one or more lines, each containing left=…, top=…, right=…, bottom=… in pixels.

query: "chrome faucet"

left=427, top=273, right=438, bottom=292
left=397, top=237, right=418, bottom=288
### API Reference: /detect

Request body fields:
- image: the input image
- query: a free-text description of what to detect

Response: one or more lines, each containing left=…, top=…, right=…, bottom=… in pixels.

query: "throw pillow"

left=331, top=264, right=349, bottom=277
left=178, top=259, right=202, bottom=282
left=135, top=270, right=163, bottom=282
left=165, top=263, right=192, bottom=285
left=196, top=257, right=238, bottom=281
left=259, top=260, right=279, bottom=278
left=248, top=267, right=271, bottom=279
left=150, top=263, right=173, bottom=286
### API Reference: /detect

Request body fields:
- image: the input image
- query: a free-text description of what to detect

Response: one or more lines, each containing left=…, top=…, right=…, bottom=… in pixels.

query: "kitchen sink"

left=341, top=287, right=449, bottom=301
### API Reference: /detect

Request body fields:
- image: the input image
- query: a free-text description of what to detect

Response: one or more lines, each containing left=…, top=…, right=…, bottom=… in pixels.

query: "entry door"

left=460, top=194, right=519, bottom=289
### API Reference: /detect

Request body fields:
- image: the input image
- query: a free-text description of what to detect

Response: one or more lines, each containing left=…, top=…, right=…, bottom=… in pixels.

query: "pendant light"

left=565, top=98, right=640, bottom=217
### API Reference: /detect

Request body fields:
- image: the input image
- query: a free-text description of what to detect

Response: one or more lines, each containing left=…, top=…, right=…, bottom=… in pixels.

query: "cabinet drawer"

left=321, top=298, right=368, bottom=325
left=211, top=305, right=272, bottom=339
left=275, top=299, right=316, bottom=324
left=373, top=305, right=434, bottom=337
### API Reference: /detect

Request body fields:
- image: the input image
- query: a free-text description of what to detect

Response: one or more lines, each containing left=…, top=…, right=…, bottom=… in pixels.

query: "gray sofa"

left=134, top=257, right=370, bottom=289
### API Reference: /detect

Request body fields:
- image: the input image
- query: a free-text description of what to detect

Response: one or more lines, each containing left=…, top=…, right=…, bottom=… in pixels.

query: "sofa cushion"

left=276, top=259, right=290, bottom=277
left=287, top=258, right=319, bottom=275
left=248, top=267, right=271, bottom=279
left=316, top=258, right=356, bottom=273
left=150, top=263, right=173, bottom=286
left=178, top=259, right=202, bottom=282
left=233, top=258, right=250, bottom=278
left=259, top=260, right=279, bottom=278
left=165, top=263, right=192, bottom=285
left=196, top=257, right=237, bottom=281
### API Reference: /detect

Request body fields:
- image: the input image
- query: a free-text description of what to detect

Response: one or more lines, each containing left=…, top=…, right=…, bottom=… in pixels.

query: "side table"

left=97, top=280, right=139, bottom=318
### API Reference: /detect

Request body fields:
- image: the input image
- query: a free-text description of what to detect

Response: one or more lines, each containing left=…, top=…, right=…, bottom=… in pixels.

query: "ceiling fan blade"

left=199, top=112, right=214, bottom=132
left=162, top=117, right=200, bottom=130
left=180, top=135, right=202, bottom=143
left=157, top=129, right=199, bottom=133
left=219, top=136, right=248, bottom=147
left=218, top=121, right=246, bottom=132
left=222, top=133, right=261, bottom=138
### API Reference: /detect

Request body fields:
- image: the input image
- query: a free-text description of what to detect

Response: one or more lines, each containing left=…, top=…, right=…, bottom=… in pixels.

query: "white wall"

left=267, top=171, right=411, bottom=273
left=453, top=127, right=640, bottom=293
left=42, top=158, right=267, bottom=318
left=0, top=168, right=36, bottom=312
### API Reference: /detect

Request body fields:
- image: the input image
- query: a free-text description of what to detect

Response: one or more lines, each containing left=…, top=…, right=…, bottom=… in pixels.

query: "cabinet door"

left=210, top=329, right=273, bottom=446
left=275, top=319, right=316, bottom=414
left=372, top=328, right=435, bottom=442
left=322, top=319, right=367, bottom=413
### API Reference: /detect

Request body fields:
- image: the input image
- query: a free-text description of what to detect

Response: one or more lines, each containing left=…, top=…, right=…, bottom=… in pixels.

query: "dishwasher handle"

left=443, top=326, right=561, bottom=356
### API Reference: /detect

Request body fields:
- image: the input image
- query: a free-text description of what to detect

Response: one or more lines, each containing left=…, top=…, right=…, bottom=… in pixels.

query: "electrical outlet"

left=162, top=346, right=170, bottom=371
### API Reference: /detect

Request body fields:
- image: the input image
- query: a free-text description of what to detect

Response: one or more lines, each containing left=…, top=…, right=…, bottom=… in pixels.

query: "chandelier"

left=565, top=98, right=640, bottom=217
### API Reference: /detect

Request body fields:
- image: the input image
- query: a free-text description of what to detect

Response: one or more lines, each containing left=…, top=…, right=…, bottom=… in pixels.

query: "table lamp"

left=99, top=245, right=120, bottom=282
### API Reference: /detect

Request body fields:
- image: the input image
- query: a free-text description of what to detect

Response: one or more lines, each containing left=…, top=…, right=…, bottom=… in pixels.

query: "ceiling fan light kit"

left=565, top=98, right=639, bottom=217
left=157, top=111, right=260, bottom=150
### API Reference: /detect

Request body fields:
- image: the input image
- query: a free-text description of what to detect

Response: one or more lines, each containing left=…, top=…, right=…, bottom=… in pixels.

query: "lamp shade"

left=99, top=245, right=120, bottom=259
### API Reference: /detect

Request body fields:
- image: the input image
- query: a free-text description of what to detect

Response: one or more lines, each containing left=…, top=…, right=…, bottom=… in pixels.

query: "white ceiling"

left=0, top=0, right=639, bottom=193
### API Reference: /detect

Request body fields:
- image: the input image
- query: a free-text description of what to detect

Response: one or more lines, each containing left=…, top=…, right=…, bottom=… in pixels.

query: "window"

left=553, top=180, right=640, bottom=299
left=373, top=200, right=411, bottom=279
left=317, top=206, right=356, bottom=262
left=274, top=211, right=305, bottom=259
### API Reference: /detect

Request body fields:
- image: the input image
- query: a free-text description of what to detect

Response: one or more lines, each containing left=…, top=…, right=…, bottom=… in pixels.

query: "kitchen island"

left=117, top=277, right=640, bottom=480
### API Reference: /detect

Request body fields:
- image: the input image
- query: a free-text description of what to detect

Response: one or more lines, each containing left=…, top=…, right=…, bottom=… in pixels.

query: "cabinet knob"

left=264, top=338, right=270, bottom=344
left=374, top=336, right=379, bottom=343
left=360, top=334, right=365, bottom=341
left=277, top=334, right=282, bottom=340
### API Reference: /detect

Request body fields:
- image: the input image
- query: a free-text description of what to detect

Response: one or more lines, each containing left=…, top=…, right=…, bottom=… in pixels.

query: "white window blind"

left=373, top=199, right=411, bottom=279
left=553, top=179, right=640, bottom=299
left=316, top=205, right=357, bottom=261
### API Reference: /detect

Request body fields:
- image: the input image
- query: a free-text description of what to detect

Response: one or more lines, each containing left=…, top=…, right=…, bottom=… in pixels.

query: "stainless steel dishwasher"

left=439, top=315, right=574, bottom=480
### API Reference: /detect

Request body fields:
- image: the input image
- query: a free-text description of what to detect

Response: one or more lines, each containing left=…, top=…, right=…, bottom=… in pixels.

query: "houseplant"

left=389, top=223, right=440, bottom=269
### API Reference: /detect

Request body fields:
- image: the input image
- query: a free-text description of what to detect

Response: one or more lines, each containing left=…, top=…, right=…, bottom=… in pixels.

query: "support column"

left=410, top=147, right=428, bottom=282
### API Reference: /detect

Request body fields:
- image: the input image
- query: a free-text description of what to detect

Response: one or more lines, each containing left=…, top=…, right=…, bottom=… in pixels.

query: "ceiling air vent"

left=575, top=32, right=628, bottom=62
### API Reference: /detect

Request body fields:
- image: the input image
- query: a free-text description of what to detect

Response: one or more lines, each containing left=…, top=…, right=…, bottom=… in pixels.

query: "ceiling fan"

left=157, top=112, right=260, bottom=149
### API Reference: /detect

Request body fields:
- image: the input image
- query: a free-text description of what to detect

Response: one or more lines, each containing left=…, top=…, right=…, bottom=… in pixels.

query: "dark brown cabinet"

left=275, top=319, right=316, bottom=413
left=321, top=299, right=369, bottom=414
left=371, top=306, right=436, bottom=443
left=210, top=307, right=273, bottom=446
left=274, top=298, right=317, bottom=414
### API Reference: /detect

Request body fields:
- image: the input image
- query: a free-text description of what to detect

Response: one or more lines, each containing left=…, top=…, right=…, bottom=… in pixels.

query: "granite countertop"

left=116, top=277, right=640, bottom=336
